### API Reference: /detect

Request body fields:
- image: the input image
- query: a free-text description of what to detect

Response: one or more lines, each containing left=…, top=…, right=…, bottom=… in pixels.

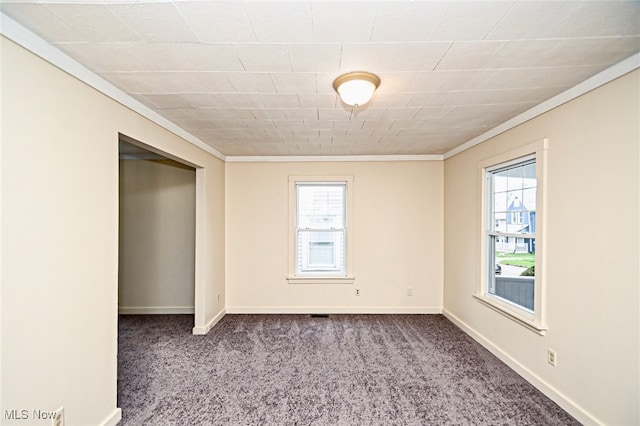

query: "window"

left=296, top=183, right=345, bottom=274
left=487, top=157, right=536, bottom=310
left=288, top=176, right=354, bottom=284
left=476, top=140, right=547, bottom=334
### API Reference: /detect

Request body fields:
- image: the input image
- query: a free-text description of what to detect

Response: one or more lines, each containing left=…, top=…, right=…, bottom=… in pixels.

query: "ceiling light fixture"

left=333, top=71, right=380, bottom=107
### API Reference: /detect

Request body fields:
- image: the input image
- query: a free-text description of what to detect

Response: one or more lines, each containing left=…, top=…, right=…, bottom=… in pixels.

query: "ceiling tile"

left=371, top=2, right=444, bottom=42
left=251, top=109, right=318, bottom=120
left=43, top=3, right=139, bottom=42
left=271, top=73, right=317, bottom=94
left=407, top=92, right=454, bottom=108
left=235, top=44, right=292, bottom=72
left=173, top=119, right=246, bottom=130
left=54, top=43, right=196, bottom=73
left=464, top=66, right=609, bottom=91
left=429, top=2, right=512, bottom=41
left=435, top=41, right=507, bottom=71
left=176, top=1, right=254, bottom=42
left=289, top=44, right=341, bottom=72
left=184, top=73, right=236, bottom=93
left=100, top=72, right=189, bottom=94
left=412, top=106, right=457, bottom=121
left=400, top=71, right=478, bottom=92
left=245, top=2, right=313, bottom=42
left=362, top=120, right=394, bottom=130
left=318, top=108, right=352, bottom=121
left=488, top=38, right=640, bottom=69
left=485, top=1, right=582, bottom=40
left=108, top=3, right=198, bottom=43
left=304, top=120, right=334, bottom=130
left=1, top=3, right=82, bottom=42
left=561, top=2, right=640, bottom=38
left=299, top=94, right=337, bottom=108
left=274, top=120, right=306, bottom=130
left=138, top=94, right=195, bottom=109
left=332, top=120, right=365, bottom=131
left=173, top=108, right=256, bottom=121
left=316, top=73, right=340, bottom=94
left=340, top=43, right=397, bottom=72
left=340, top=43, right=451, bottom=73
left=179, top=44, right=244, bottom=72
left=311, top=1, right=378, bottom=42
left=368, top=93, right=414, bottom=108
left=242, top=120, right=276, bottom=130
left=226, top=73, right=277, bottom=93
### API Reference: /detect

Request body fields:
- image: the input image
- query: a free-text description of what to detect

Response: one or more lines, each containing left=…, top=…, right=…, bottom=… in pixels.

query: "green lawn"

left=496, top=252, right=535, bottom=268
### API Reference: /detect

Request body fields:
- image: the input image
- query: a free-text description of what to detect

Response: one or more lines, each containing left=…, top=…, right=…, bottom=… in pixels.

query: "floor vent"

left=310, top=314, right=329, bottom=318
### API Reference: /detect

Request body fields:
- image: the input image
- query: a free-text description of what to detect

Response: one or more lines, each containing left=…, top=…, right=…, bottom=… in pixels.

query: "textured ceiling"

left=2, top=1, right=639, bottom=157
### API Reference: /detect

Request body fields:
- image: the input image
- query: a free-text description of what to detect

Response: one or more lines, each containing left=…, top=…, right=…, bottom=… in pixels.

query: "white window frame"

left=475, top=139, right=548, bottom=335
left=287, top=176, right=355, bottom=284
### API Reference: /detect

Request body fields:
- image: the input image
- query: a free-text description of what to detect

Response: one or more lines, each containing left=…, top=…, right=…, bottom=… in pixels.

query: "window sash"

left=295, top=182, right=347, bottom=275
left=486, top=158, right=537, bottom=313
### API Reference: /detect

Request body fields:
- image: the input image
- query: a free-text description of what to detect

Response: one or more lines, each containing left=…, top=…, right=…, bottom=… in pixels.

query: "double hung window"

left=486, top=157, right=537, bottom=311
left=296, top=183, right=346, bottom=275
left=287, top=176, right=354, bottom=284
left=477, top=140, right=547, bottom=334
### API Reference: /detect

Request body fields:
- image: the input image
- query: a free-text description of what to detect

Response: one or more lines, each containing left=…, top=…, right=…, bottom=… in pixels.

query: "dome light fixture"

left=333, top=71, right=381, bottom=107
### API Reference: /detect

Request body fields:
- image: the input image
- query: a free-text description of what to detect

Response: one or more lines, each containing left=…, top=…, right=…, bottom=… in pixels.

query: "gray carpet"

left=118, top=314, right=579, bottom=425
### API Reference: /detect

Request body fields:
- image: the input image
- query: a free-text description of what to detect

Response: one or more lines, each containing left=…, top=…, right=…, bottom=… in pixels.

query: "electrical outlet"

left=355, top=288, right=360, bottom=296
left=547, top=349, right=557, bottom=367
left=407, top=288, right=413, bottom=296
left=52, top=407, right=64, bottom=426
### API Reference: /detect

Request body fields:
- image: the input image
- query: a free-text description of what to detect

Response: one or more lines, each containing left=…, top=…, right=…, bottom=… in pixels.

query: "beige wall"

left=226, top=161, right=443, bottom=312
left=119, top=159, right=196, bottom=313
left=443, top=71, right=639, bottom=425
left=1, top=37, right=225, bottom=425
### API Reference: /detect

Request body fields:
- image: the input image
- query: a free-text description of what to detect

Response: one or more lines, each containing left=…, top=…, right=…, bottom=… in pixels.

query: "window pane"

left=488, top=159, right=536, bottom=313
left=523, top=162, right=536, bottom=184
left=297, top=185, right=345, bottom=229
left=297, top=229, right=344, bottom=273
left=493, top=191, right=507, bottom=214
left=522, top=188, right=536, bottom=212
left=507, top=166, right=523, bottom=190
left=493, top=170, right=508, bottom=193
left=492, top=237, right=535, bottom=311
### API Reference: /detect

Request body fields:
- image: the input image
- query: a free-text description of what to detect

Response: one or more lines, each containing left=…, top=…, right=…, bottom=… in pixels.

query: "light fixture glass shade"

left=333, top=72, right=380, bottom=107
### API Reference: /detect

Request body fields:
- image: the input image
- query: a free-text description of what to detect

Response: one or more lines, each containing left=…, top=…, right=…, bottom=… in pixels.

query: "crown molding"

left=225, top=154, right=443, bottom=163
left=0, top=13, right=226, bottom=162
left=443, top=53, right=640, bottom=160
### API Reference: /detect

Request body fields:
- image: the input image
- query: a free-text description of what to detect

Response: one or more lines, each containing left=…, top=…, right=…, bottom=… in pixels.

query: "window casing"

left=476, top=140, right=547, bottom=334
left=287, top=176, right=354, bottom=284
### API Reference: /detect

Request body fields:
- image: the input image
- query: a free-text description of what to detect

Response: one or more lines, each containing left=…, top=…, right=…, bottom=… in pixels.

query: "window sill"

left=473, top=293, right=547, bottom=335
left=287, top=276, right=355, bottom=285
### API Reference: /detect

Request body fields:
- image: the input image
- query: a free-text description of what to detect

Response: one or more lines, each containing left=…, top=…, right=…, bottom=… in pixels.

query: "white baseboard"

left=192, top=308, right=226, bottom=335
left=118, top=306, right=195, bottom=314
left=225, top=306, right=443, bottom=314
left=99, top=408, right=122, bottom=426
left=443, top=309, right=601, bottom=426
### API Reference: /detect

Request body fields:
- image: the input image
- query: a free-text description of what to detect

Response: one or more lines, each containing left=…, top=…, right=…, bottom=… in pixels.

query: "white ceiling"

left=2, top=1, right=639, bottom=157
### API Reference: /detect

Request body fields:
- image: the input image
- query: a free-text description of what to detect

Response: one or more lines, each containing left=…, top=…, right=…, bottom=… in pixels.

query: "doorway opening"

left=118, top=134, right=204, bottom=331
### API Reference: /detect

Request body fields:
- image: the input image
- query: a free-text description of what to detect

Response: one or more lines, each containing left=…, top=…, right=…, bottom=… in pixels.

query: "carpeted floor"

left=118, top=314, right=579, bottom=425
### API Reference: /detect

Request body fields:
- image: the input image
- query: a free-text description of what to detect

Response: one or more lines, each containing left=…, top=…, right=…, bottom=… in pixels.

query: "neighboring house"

left=498, top=193, right=536, bottom=254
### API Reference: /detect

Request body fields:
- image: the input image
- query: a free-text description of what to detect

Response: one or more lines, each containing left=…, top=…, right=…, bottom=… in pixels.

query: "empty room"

left=1, top=1, right=638, bottom=425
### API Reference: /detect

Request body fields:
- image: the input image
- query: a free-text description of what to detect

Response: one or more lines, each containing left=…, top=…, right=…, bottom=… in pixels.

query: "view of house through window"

left=487, top=157, right=537, bottom=312
left=296, top=183, right=346, bottom=275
